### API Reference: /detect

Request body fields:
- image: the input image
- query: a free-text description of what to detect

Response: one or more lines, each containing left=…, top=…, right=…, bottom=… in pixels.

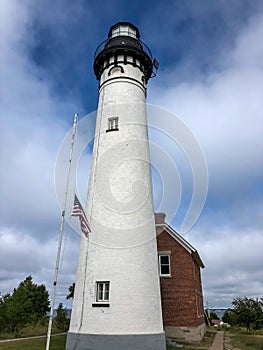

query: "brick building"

left=155, top=213, right=206, bottom=343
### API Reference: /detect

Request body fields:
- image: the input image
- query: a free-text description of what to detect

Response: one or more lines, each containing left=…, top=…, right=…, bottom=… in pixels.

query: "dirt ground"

left=224, top=333, right=241, bottom=350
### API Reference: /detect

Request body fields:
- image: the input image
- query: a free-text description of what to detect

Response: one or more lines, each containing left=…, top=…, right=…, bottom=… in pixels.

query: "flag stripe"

left=71, top=194, right=91, bottom=236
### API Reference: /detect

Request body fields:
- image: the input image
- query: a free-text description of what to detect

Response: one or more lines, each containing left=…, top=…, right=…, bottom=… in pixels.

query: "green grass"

left=0, top=335, right=209, bottom=350
left=0, top=334, right=66, bottom=350
left=231, top=334, right=263, bottom=350
left=1, top=330, right=263, bottom=350
left=225, top=327, right=263, bottom=350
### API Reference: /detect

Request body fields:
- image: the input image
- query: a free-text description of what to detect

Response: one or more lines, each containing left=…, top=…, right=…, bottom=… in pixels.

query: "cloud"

left=149, top=10, right=263, bottom=306
left=0, top=1, right=81, bottom=300
left=0, top=227, right=78, bottom=304
left=0, top=1, right=79, bottom=234
left=149, top=11, right=263, bottom=225
left=187, top=228, right=263, bottom=307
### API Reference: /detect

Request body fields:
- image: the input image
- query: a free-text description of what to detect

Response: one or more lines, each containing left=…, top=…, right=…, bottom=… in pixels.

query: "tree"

left=0, top=293, right=11, bottom=332
left=54, top=303, right=69, bottom=332
left=232, top=297, right=262, bottom=330
left=66, top=283, right=75, bottom=300
left=222, top=309, right=238, bottom=325
left=0, top=276, right=50, bottom=333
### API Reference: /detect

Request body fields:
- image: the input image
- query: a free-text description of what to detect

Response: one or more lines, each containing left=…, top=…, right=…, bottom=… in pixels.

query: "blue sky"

left=0, top=0, right=263, bottom=309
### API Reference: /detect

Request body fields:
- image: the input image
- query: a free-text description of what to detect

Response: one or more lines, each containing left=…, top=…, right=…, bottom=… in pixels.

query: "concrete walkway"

left=210, top=331, right=224, bottom=350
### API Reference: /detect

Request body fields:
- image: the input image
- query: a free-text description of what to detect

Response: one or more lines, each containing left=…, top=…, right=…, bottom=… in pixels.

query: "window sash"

left=96, top=282, right=110, bottom=302
left=108, top=117, right=118, bottom=130
left=159, top=255, right=171, bottom=276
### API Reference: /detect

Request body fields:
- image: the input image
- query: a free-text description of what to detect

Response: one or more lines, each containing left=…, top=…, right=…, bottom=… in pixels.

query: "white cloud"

left=150, top=12, right=263, bottom=214
left=0, top=227, right=79, bottom=305
left=0, top=1, right=79, bottom=233
left=149, top=11, right=263, bottom=306
left=187, top=228, right=263, bottom=307
left=0, top=1, right=80, bottom=303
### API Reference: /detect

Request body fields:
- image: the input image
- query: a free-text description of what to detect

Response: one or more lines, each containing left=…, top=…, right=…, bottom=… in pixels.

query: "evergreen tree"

left=54, top=303, right=69, bottom=332
left=66, top=283, right=75, bottom=300
left=0, top=276, right=50, bottom=333
left=232, top=297, right=262, bottom=330
left=222, top=309, right=238, bottom=325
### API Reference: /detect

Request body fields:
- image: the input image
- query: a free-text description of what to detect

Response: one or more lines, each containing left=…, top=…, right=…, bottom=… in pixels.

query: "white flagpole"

left=46, top=113, right=78, bottom=350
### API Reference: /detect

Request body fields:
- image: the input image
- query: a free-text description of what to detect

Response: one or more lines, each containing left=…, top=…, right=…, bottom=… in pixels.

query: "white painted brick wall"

left=69, top=58, right=164, bottom=335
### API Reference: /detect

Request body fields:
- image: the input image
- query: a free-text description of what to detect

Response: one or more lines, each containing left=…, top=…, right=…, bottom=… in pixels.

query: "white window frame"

left=159, top=254, right=171, bottom=277
left=96, top=281, right=110, bottom=302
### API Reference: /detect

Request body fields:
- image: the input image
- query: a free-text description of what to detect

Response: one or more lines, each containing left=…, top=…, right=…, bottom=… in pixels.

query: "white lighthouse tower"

left=66, top=22, right=166, bottom=350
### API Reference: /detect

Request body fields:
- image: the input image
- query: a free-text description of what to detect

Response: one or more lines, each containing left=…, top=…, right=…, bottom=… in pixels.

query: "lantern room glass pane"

left=128, top=27, right=136, bottom=38
left=111, top=25, right=137, bottom=39
left=112, top=27, right=120, bottom=37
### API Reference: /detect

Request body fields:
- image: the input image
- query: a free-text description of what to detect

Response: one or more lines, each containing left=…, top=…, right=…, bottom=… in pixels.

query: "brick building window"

left=106, top=117, right=119, bottom=132
left=96, top=281, right=110, bottom=302
left=159, top=255, right=171, bottom=276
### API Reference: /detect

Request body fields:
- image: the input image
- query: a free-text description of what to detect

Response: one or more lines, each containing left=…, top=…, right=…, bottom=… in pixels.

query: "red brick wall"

left=157, top=230, right=205, bottom=327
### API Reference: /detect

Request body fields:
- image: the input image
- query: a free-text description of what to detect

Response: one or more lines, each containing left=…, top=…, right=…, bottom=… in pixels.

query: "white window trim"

left=96, top=281, right=110, bottom=303
left=107, top=117, right=119, bottom=131
left=159, top=254, right=171, bottom=277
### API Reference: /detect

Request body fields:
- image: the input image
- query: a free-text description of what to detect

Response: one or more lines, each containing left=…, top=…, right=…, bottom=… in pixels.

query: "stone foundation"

left=165, top=323, right=206, bottom=343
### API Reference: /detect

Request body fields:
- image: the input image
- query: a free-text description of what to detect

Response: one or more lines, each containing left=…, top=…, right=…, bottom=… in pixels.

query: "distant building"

left=211, top=319, right=221, bottom=326
left=155, top=213, right=206, bottom=343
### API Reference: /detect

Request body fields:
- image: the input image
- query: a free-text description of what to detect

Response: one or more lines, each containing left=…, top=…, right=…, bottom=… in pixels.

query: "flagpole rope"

left=89, top=86, right=106, bottom=222
left=79, top=237, right=89, bottom=331
left=45, top=113, right=78, bottom=350
left=73, top=87, right=106, bottom=349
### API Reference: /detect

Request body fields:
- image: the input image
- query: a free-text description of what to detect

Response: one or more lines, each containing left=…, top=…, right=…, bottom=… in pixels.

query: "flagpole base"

left=66, top=331, right=166, bottom=350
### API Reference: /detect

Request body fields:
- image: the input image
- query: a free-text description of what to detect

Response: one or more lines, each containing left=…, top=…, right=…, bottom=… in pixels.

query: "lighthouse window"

left=111, top=25, right=137, bottom=39
left=106, top=117, right=119, bottom=132
left=111, top=27, right=120, bottom=37
left=128, top=27, right=136, bottom=38
left=159, top=255, right=171, bottom=276
left=96, top=281, right=110, bottom=302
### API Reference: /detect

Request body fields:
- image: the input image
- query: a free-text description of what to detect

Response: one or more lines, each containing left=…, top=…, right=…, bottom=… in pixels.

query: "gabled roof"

left=155, top=221, right=205, bottom=269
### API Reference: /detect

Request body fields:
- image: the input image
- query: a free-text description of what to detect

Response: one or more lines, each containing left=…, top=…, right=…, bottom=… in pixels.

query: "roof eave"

left=156, top=223, right=205, bottom=268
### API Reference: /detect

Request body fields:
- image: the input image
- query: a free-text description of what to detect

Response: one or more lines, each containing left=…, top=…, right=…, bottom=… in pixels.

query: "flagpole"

left=46, top=113, right=78, bottom=350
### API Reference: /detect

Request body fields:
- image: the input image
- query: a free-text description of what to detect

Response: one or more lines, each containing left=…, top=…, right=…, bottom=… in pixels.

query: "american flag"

left=71, top=194, right=91, bottom=236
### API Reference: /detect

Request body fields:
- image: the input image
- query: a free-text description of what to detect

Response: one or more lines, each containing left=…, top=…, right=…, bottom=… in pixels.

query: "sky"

left=0, top=0, right=263, bottom=310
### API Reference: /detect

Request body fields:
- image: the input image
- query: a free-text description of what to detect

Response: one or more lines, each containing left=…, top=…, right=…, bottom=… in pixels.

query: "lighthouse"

left=66, top=22, right=166, bottom=350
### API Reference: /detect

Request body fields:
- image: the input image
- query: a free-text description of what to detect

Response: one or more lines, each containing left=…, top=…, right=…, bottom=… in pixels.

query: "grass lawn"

left=0, top=331, right=216, bottom=350
left=0, top=334, right=66, bottom=350
left=230, top=333, right=263, bottom=350
left=1, top=329, right=263, bottom=350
